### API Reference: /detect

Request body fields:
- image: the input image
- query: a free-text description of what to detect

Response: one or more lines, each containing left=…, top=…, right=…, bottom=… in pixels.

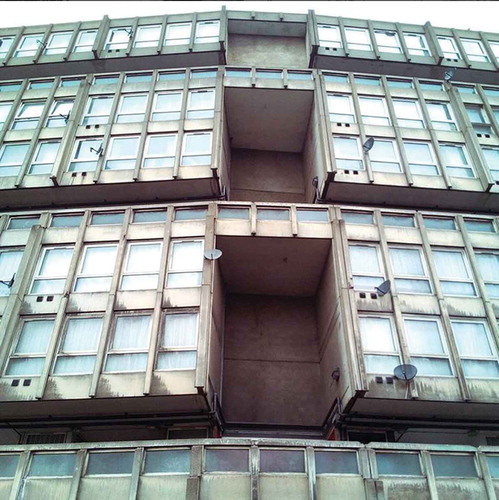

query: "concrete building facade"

left=0, top=7, right=498, bottom=500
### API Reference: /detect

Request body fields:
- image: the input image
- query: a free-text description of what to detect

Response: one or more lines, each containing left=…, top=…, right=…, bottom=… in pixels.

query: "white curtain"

left=126, top=243, right=161, bottom=273
left=349, top=245, right=380, bottom=274
left=359, top=317, right=395, bottom=352
left=113, top=315, right=151, bottom=349
left=432, top=250, right=469, bottom=279
left=452, top=321, right=493, bottom=357
left=171, top=241, right=203, bottom=271
left=163, top=314, right=198, bottom=348
left=157, top=351, right=196, bottom=370
left=16, top=320, right=54, bottom=354
left=81, top=245, right=117, bottom=274
left=390, top=248, right=425, bottom=276
left=404, top=319, right=444, bottom=354
left=39, top=248, right=73, bottom=276
left=54, top=355, right=96, bottom=375
left=476, top=253, right=499, bottom=281
left=105, top=353, right=148, bottom=372
left=61, top=318, right=102, bottom=352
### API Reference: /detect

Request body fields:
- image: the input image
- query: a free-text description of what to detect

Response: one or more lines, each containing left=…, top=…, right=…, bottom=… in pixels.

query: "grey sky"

left=1, top=1, right=498, bottom=33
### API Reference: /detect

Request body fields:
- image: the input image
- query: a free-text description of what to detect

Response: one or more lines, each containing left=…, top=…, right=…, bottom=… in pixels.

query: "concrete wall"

left=229, top=148, right=305, bottom=202
left=222, top=293, right=322, bottom=425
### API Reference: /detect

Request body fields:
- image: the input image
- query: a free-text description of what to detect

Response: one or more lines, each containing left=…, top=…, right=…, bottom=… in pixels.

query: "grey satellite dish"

left=363, top=137, right=375, bottom=153
left=444, top=67, right=456, bottom=82
left=204, top=249, right=223, bottom=260
left=375, top=279, right=391, bottom=296
left=393, top=364, right=418, bottom=382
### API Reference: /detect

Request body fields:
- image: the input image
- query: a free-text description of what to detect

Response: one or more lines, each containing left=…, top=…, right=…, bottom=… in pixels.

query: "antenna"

left=204, top=249, right=222, bottom=260
left=90, top=145, right=103, bottom=156
left=393, top=364, right=417, bottom=382
left=58, top=113, right=70, bottom=123
left=0, top=273, right=15, bottom=289
left=375, top=279, right=391, bottom=296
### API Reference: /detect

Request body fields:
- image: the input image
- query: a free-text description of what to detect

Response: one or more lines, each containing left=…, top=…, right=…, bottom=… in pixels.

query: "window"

left=5, top=319, right=55, bottom=376
left=28, top=141, right=60, bottom=175
left=382, top=214, right=415, bottom=227
left=440, top=144, right=474, bottom=178
left=260, top=450, right=305, bottom=473
left=296, top=209, right=329, bottom=222
left=60, top=77, right=84, bottom=88
left=53, top=317, right=103, bottom=375
left=115, top=94, right=148, bottom=123
left=190, top=69, right=217, bottom=79
left=438, top=36, right=461, bottom=59
left=194, top=20, right=220, bottom=44
left=315, top=451, right=359, bottom=474
left=0, top=454, right=19, bottom=477
left=369, top=139, right=401, bottom=173
left=144, top=449, right=190, bottom=473
left=327, top=94, right=355, bottom=123
left=46, top=99, right=73, bottom=127
left=456, top=84, right=476, bottom=95
left=0, top=102, right=12, bottom=129
left=31, top=247, right=73, bottom=294
left=143, top=134, right=177, bottom=168
left=133, top=210, right=167, bottom=223
left=105, top=27, right=132, bottom=50
left=105, top=315, right=152, bottom=372
left=386, top=78, right=413, bottom=89
left=255, top=69, right=283, bottom=80
left=423, top=216, right=456, bottom=230
left=68, top=139, right=102, bottom=172
left=225, top=68, right=251, bottom=78
left=0, top=142, right=29, bottom=177
left=121, top=242, right=161, bottom=290
left=345, top=27, right=372, bottom=51
left=475, top=252, right=499, bottom=298
left=90, top=212, right=124, bottom=225
left=432, top=249, right=476, bottom=296
left=125, top=72, right=153, bottom=84
left=483, top=86, right=499, bottom=97
left=377, top=452, right=422, bottom=475
left=205, top=449, right=249, bottom=472
left=287, top=71, right=313, bottom=81
left=218, top=207, right=250, bottom=219
left=187, top=89, right=215, bottom=119
left=73, top=30, right=97, bottom=52
left=0, top=249, right=23, bottom=296
left=44, top=32, right=71, bottom=55
left=342, top=211, right=374, bottom=224
left=157, top=313, right=198, bottom=370
left=257, top=208, right=290, bottom=221
left=93, top=74, right=119, bottom=86
left=359, top=97, right=390, bottom=126
left=403, top=141, right=439, bottom=176
left=431, top=454, right=477, bottom=477
left=465, top=105, right=492, bottom=134
left=426, top=102, right=457, bottom=131
left=374, top=30, right=402, bottom=53
left=105, top=136, right=139, bottom=170
left=333, top=137, right=363, bottom=170
left=404, top=33, right=430, bottom=56
left=359, top=316, right=400, bottom=373
left=174, top=208, right=208, bottom=220
left=164, top=23, right=192, bottom=46
left=0, top=36, right=14, bottom=58
left=7, top=215, right=40, bottom=230
left=318, top=24, right=342, bottom=48
left=50, top=213, right=84, bottom=228
left=404, top=317, right=452, bottom=375
left=482, top=147, right=499, bottom=181
left=11, top=101, right=45, bottom=130
left=180, top=132, right=212, bottom=166
left=348, top=244, right=384, bottom=290
left=86, top=452, right=135, bottom=475
left=392, top=100, right=425, bottom=128
left=389, top=247, right=431, bottom=293
left=82, top=96, right=113, bottom=125
left=167, top=240, right=204, bottom=287
left=28, top=79, right=54, bottom=90
left=323, top=72, right=349, bottom=83
left=419, top=81, right=443, bottom=91
left=14, top=34, right=44, bottom=58
left=74, top=245, right=117, bottom=292
left=134, top=25, right=161, bottom=48
left=464, top=219, right=495, bottom=233
left=451, top=320, right=499, bottom=378
left=461, top=38, right=489, bottom=62
left=28, top=453, right=76, bottom=477
left=151, top=92, right=182, bottom=121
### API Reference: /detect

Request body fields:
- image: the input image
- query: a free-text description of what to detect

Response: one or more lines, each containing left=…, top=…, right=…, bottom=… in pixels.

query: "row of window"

left=0, top=20, right=220, bottom=60
left=5, top=310, right=198, bottom=377
left=349, top=243, right=498, bottom=298
left=358, top=314, right=499, bottom=379
left=1, top=447, right=498, bottom=478
left=333, top=136, right=498, bottom=180
left=318, top=24, right=498, bottom=63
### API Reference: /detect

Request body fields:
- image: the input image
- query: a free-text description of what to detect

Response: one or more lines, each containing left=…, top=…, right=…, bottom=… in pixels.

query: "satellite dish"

left=394, top=364, right=418, bottom=382
left=204, top=249, right=222, bottom=260
left=363, top=137, right=374, bottom=153
left=375, top=279, right=391, bottom=296
left=444, top=67, right=456, bottom=82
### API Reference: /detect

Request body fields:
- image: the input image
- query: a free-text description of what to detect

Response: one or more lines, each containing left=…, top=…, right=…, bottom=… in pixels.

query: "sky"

left=1, top=1, right=498, bottom=33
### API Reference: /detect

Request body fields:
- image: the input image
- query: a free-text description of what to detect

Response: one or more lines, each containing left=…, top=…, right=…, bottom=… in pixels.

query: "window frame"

left=388, top=245, right=432, bottom=294
left=166, top=239, right=204, bottom=288
left=120, top=241, right=162, bottom=291
left=115, top=93, right=148, bottom=124
left=180, top=131, right=213, bottom=166
left=432, top=248, right=477, bottom=297
left=73, top=244, right=118, bottom=293
left=73, top=29, right=97, bottom=53
left=318, top=24, right=342, bottom=49
left=0, top=142, right=30, bottom=177
left=332, top=136, right=364, bottom=171
left=30, top=246, right=74, bottom=295
left=403, top=32, right=430, bottom=56
left=104, top=27, right=133, bottom=51
left=44, top=32, right=72, bottom=56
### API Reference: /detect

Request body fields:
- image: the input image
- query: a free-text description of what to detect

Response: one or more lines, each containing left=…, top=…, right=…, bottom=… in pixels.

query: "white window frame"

left=104, top=135, right=140, bottom=171
left=403, top=141, right=440, bottom=176
left=318, top=24, right=342, bottom=49
left=133, top=25, right=161, bottom=48
left=388, top=246, right=432, bottom=294
left=392, top=99, right=425, bottom=128
left=167, top=240, right=204, bottom=288
left=164, top=22, right=192, bottom=46
left=345, top=27, right=372, bottom=51
left=475, top=252, right=499, bottom=298
left=440, top=144, right=475, bottom=178
left=432, top=248, right=477, bottom=297
left=46, top=99, right=73, bottom=128
left=369, top=139, right=402, bottom=173
left=104, top=27, right=132, bottom=51
left=143, top=134, right=177, bottom=169
left=151, top=91, right=182, bottom=121
left=186, top=89, right=216, bottom=119
left=348, top=244, right=384, bottom=291
left=28, top=140, right=61, bottom=175
left=0, top=36, right=14, bottom=58
left=327, top=94, right=356, bottom=124
left=0, top=248, right=23, bottom=297
left=157, top=312, right=199, bottom=371
left=11, top=101, right=45, bottom=130
left=73, top=29, right=97, bottom=53
left=481, top=147, right=499, bottom=181
left=120, top=241, right=162, bottom=291
left=73, top=244, right=118, bottom=293
left=426, top=101, right=457, bottom=131
left=403, top=33, right=430, bottom=56
left=358, top=97, right=390, bottom=126
left=115, top=93, right=148, bottom=123
left=68, top=138, right=102, bottom=172
left=82, top=95, right=114, bottom=125
left=437, top=36, right=461, bottom=59
left=14, top=34, right=44, bottom=58
left=374, top=30, right=402, bottom=54
left=333, top=136, right=364, bottom=171
left=0, top=142, right=30, bottom=177
left=194, top=20, right=220, bottom=44
left=461, top=38, right=489, bottom=62
left=180, top=132, right=212, bottom=166
left=44, top=32, right=72, bottom=55
left=465, top=104, right=492, bottom=134
left=30, top=246, right=74, bottom=295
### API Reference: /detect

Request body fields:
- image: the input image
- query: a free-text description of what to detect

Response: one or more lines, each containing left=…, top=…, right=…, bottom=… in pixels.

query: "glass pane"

left=423, top=217, right=455, bottom=230
left=29, top=453, right=76, bottom=476
left=171, top=241, right=203, bottom=271
left=433, top=251, right=469, bottom=279
left=349, top=246, right=381, bottom=274
left=144, top=450, right=190, bottom=473
left=175, top=208, right=208, bottom=221
left=105, top=353, right=148, bottom=372
left=53, top=355, right=96, bottom=375
left=257, top=209, right=289, bottom=221
left=296, top=210, right=328, bottom=222
left=342, top=212, right=373, bottom=224
left=51, top=214, right=83, bottom=227
left=86, top=452, right=134, bottom=475
left=390, top=248, right=425, bottom=276
left=486, top=456, right=499, bottom=478
left=62, top=318, right=102, bottom=352
left=440, top=281, right=476, bottom=296
left=315, top=451, right=358, bottom=474
left=74, top=277, right=112, bottom=293
left=0, top=454, right=19, bottom=477
left=81, top=246, right=117, bottom=274
left=6, top=357, right=45, bottom=376
left=218, top=207, right=249, bottom=219
left=395, top=278, right=431, bottom=294
left=452, top=321, right=492, bottom=357
left=167, top=272, right=202, bottom=288
left=260, top=450, right=305, bottom=473
left=405, top=319, right=444, bottom=354
left=163, top=314, right=197, bottom=348
left=91, top=212, right=124, bottom=225
left=364, top=354, right=400, bottom=373
left=462, top=359, right=499, bottom=378
left=126, top=244, right=161, bottom=273
left=412, top=357, right=452, bottom=376
left=431, top=455, right=477, bottom=477
left=382, top=215, right=415, bottom=227
left=359, top=317, right=395, bottom=352
left=15, top=320, right=54, bottom=354
left=157, top=351, right=196, bottom=370
left=205, top=449, right=249, bottom=472
left=377, top=453, right=421, bottom=475
left=113, top=315, right=151, bottom=349
left=476, top=253, right=499, bottom=282
left=133, top=210, right=167, bottom=223
left=464, top=220, right=494, bottom=232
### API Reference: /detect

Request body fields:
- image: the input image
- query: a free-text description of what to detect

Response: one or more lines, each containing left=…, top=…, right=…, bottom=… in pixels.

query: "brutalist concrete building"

left=0, top=7, right=499, bottom=499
